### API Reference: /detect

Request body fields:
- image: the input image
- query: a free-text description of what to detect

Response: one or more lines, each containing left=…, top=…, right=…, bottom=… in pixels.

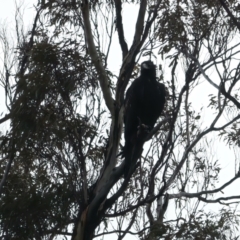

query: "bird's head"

left=141, top=60, right=155, bottom=69
left=141, top=60, right=156, bottom=77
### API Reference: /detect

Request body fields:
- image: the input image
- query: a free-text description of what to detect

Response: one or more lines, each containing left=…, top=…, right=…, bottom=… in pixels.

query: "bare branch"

left=114, top=0, right=128, bottom=59
left=166, top=126, right=213, bottom=190
left=185, top=88, right=190, bottom=145
left=165, top=106, right=240, bottom=192
left=80, top=1, right=115, bottom=116
left=94, top=226, right=150, bottom=237
left=169, top=171, right=240, bottom=202
left=182, top=48, right=240, bottom=109
left=0, top=113, right=11, bottom=124
left=145, top=117, right=171, bottom=141
left=199, top=196, right=240, bottom=204
left=146, top=202, right=154, bottom=226
left=148, top=78, right=190, bottom=197
left=212, top=114, right=240, bottom=131
left=132, top=0, right=147, bottom=47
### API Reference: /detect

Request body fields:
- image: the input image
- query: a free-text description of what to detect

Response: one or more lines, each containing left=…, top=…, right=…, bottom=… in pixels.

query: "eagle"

left=123, top=60, right=166, bottom=178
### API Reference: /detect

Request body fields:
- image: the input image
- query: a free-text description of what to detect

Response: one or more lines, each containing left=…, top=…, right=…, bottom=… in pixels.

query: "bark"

left=72, top=1, right=164, bottom=239
left=81, top=0, right=115, bottom=116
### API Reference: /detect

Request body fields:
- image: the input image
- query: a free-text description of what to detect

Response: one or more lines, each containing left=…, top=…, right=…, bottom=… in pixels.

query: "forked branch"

left=114, top=0, right=128, bottom=59
left=218, top=0, right=240, bottom=32
left=81, top=1, right=115, bottom=116
left=169, top=171, right=240, bottom=204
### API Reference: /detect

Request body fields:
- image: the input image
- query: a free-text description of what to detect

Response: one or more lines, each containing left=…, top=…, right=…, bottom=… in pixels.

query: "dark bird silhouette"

left=123, top=60, right=166, bottom=178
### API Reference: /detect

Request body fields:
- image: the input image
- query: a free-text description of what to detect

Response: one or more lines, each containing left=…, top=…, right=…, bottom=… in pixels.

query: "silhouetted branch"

left=169, top=171, right=240, bottom=203
left=218, top=0, right=240, bottom=32
left=103, top=162, right=139, bottom=210
left=182, top=48, right=240, bottom=110
left=94, top=226, right=150, bottom=237
left=0, top=113, right=11, bottom=124
left=148, top=83, right=188, bottom=196
left=114, top=0, right=128, bottom=59
left=81, top=1, right=115, bottom=116
left=199, top=195, right=240, bottom=204
left=132, top=0, right=147, bottom=47
left=145, top=117, right=171, bottom=141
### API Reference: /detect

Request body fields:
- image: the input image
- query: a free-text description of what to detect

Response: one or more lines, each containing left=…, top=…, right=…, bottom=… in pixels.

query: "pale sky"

left=0, top=1, right=240, bottom=239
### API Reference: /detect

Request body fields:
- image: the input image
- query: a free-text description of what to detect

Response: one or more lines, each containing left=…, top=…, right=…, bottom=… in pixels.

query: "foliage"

left=0, top=0, right=240, bottom=239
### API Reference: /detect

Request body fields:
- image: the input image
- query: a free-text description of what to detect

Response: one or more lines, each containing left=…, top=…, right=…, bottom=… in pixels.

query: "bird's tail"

left=122, top=142, right=144, bottom=179
left=120, top=142, right=133, bottom=178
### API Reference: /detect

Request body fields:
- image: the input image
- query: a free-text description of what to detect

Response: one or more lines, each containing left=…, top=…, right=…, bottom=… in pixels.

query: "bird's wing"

left=124, top=77, right=142, bottom=109
left=157, top=82, right=166, bottom=99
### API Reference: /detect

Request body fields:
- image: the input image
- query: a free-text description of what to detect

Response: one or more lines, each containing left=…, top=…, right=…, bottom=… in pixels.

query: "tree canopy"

left=1, top=0, right=240, bottom=239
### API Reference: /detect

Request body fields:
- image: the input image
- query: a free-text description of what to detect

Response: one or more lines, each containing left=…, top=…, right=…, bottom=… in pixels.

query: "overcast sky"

left=1, top=1, right=240, bottom=239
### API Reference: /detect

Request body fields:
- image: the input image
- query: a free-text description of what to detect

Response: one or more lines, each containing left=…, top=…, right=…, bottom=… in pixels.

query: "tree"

left=1, top=0, right=240, bottom=239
